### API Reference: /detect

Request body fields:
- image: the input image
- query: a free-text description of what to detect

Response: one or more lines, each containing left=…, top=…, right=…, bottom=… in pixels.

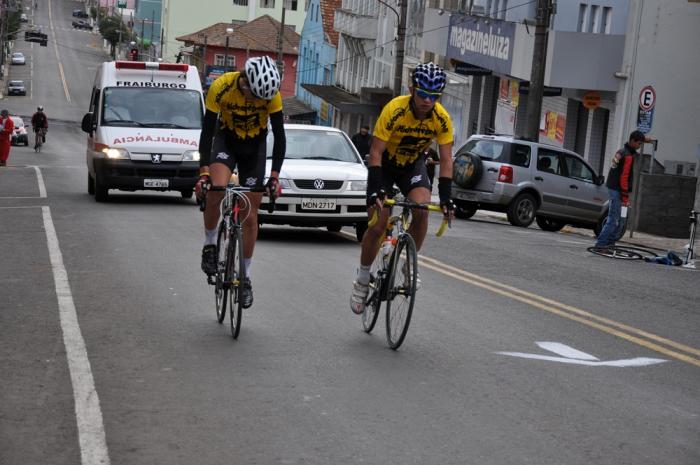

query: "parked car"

left=11, top=117, right=29, bottom=146
left=72, top=9, right=89, bottom=18
left=11, top=52, right=25, bottom=65
left=72, top=20, right=93, bottom=30
left=451, top=134, right=610, bottom=235
left=20, top=13, right=28, bottom=22
left=257, top=124, right=369, bottom=241
left=7, top=80, right=26, bottom=96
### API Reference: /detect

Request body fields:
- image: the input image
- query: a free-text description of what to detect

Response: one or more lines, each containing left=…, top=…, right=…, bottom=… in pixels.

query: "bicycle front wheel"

left=362, top=251, right=383, bottom=333
left=385, top=234, right=417, bottom=350
left=215, top=221, right=230, bottom=323
left=228, top=228, right=244, bottom=339
left=587, top=246, right=643, bottom=260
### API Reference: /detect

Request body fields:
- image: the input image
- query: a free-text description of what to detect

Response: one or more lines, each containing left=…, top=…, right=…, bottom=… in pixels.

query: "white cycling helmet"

left=244, top=56, right=281, bottom=100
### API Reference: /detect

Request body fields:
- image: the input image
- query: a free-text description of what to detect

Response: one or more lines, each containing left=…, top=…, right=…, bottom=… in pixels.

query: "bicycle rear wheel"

left=228, top=228, right=244, bottom=339
left=215, top=221, right=230, bottom=323
left=385, top=234, right=417, bottom=350
left=587, top=246, right=643, bottom=260
left=362, top=252, right=383, bottom=333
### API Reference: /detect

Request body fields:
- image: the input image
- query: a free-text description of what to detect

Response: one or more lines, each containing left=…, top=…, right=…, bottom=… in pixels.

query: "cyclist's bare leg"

left=360, top=205, right=391, bottom=266
left=239, top=192, right=263, bottom=259
left=406, top=186, right=431, bottom=251
left=203, top=163, right=231, bottom=230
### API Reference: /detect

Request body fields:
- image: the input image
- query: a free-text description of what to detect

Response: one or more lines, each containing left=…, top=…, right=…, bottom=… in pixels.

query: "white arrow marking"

left=497, top=341, right=667, bottom=367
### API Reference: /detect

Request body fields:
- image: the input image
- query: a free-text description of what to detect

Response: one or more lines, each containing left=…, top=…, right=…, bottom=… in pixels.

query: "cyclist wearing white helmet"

left=196, top=55, right=286, bottom=308
left=349, top=62, right=455, bottom=315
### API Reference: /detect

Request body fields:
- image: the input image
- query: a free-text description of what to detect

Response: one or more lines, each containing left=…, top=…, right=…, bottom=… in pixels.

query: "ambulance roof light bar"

left=115, top=61, right=189, bottom=72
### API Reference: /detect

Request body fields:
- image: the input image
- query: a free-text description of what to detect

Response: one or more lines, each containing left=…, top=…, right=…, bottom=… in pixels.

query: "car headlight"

left=347, top=180, right=367, bottom=191
left=102, top=147, right=130, bottom=159
left=183, top=150, right=200, bottom=161
left=265, top=177, right=292, bottom=188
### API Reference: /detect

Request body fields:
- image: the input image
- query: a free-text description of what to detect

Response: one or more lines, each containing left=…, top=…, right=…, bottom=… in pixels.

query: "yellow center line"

left=48, top=0, right=71, bottom=103
left=418, top=256, right=700, bottom=367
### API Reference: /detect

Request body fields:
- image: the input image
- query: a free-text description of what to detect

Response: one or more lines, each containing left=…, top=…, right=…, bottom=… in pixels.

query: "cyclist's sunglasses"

left=414, top=87, right=442, bottom=101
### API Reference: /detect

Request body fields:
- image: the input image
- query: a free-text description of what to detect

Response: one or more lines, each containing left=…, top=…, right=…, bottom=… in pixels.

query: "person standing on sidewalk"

left=351, top=125, right=371, bottom=158
left=0, top=110, right=15, bottom=167
left=595, top=130, right=653, bottom=247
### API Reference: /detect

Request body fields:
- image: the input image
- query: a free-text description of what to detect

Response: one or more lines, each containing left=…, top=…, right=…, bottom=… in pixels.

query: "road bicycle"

left=34, top=128, right=46, bottom=152
left=198, top=183, right=273, bottom=339
left=362, top=197, right=449, bottom=350
left=587, top=245, right=659, bottom=260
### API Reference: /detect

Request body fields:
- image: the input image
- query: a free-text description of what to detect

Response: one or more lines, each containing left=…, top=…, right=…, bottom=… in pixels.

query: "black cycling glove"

left=366, top=166, right=384, bottom=207
left=438, top=177, right=453, bottom=210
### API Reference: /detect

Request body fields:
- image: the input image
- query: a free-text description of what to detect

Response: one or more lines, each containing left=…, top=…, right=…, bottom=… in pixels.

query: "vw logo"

left=313, top=179, right=325, bottom=190
left=151, top=154, right=162, bottom=164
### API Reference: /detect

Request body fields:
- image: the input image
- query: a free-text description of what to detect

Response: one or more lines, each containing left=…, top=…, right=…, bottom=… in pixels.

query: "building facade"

left=161, top=0, right=307, bottom=64
left=295, top=0, right=341, bottom=126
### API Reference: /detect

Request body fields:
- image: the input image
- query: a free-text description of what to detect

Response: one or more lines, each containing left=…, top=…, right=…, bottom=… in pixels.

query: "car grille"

left=106, top=164, right=198, bottom=179
left=293, top=179, right=344, bottom=190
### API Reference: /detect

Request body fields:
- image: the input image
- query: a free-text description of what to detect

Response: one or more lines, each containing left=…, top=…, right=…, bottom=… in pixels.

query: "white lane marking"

left=497, top=341, right=667, bottom=367
left=536, top=341, right=599, bottom=360
left=33, top=165, right=47, bottom=198
left=48, top=0, right=71, bottom=103
left=42, top=207, right=111, bottom=465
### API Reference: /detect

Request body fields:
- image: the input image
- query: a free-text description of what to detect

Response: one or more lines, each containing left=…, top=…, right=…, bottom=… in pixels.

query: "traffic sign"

left=639, top=85, right=656, bottom=111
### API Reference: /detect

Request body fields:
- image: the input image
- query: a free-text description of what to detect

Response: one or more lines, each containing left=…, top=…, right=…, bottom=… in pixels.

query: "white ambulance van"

left=81, top=61, right=204, bottom=201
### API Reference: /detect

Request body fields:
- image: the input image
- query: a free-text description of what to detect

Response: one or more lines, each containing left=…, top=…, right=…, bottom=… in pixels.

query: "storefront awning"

left=282, top=97, right=317, bottom=122
left=301, top=84, right=382, bottom=115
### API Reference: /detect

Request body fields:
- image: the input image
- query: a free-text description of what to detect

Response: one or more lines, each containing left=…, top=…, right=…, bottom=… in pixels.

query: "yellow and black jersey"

left=373, top=95, right=453, bottom=169
left=205, top=71, right=283, bottom=139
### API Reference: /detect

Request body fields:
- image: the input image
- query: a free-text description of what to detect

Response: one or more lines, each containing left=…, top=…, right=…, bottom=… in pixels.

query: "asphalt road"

left=1, top=2, right=699, bottom=465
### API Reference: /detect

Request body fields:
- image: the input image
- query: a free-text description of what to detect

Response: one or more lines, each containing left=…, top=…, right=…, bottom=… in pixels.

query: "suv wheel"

left=535, top=216, right=565, bottom=232
left=507, top=193, right=536, bottom=227
left=454, top=201, right=477, bottom=220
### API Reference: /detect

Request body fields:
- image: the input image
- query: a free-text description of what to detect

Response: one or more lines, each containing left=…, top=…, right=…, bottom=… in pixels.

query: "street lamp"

left=223, top=27, right=233, bottom=72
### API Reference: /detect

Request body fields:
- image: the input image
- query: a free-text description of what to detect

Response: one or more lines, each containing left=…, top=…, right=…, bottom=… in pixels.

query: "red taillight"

left=498, top=165, right=513, bottom=183
left=115, top=61, right=188, bottom=72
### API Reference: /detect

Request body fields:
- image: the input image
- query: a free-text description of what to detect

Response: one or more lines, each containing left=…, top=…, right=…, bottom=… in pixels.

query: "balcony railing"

left=334, top=9, right=377, bottom=40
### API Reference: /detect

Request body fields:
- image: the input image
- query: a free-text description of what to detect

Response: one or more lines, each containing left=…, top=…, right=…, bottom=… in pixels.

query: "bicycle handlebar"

left=367, top=198, right=450, bottom=237
left=197, top=183, right=276, bottom=213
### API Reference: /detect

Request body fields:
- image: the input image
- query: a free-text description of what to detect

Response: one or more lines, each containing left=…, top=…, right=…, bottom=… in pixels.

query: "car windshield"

left=11, top=117, right=24, bottom=127
left=267, top=129, right=360, bottom=163
left=13, top=53, right=22, bottom=57
left=101, top=87, right=203, bottom=129
left=9, top=81, right=23, bottom=86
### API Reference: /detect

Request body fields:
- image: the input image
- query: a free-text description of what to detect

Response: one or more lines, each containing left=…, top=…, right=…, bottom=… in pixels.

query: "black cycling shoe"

left=241, top=277, right=253, bottom=308
left=201, top=245, right=217, bottom=275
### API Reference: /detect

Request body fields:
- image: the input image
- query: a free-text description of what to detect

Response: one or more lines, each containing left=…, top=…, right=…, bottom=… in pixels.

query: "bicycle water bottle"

left=381, top=237, right=394, bottom=267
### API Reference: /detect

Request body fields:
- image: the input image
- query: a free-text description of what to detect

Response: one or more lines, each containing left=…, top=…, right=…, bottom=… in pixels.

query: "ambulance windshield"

left=101, top=87, right=203, bottom=129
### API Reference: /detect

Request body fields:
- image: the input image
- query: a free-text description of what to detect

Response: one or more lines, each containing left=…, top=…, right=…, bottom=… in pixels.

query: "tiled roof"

left=176, top=15, right=300, bottom=55
left=320, top=0, right=341, bottom=47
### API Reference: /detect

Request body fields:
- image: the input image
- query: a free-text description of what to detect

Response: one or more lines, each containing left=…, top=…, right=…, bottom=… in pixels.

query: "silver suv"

left=451, top=135, right=609, bottom=234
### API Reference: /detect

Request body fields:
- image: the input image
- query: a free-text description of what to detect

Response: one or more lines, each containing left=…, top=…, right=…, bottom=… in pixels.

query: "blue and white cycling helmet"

left=245, top=56, right=281, bottom=100
left=411, top=62, right=446, bottom=93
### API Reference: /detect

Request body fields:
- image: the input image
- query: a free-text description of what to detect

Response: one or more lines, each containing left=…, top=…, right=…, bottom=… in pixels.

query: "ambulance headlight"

left=183, top=150, right=200, bottom=162
left=102, top=147, right=129, bottom=159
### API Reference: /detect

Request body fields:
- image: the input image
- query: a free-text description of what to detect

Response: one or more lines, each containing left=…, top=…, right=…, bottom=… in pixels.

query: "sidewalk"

left=472, top=210, right=691, bottom=253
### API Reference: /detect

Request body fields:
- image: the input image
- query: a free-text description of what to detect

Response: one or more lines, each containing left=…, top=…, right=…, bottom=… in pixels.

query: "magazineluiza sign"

left=446, top=15, right=515, bottom=76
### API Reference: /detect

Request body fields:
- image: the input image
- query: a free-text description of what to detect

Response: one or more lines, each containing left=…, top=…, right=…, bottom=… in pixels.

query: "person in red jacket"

left=0, top=109, right=15, bottom=167
left=595, top=130, right=653, bottom=247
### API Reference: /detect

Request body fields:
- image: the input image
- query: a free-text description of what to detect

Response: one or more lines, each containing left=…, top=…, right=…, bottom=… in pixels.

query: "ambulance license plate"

left=144, top=179, right=169, bottom=188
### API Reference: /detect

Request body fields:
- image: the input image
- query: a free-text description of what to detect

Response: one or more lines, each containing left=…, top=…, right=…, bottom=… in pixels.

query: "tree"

left=99, top=15, right=131, bottom=58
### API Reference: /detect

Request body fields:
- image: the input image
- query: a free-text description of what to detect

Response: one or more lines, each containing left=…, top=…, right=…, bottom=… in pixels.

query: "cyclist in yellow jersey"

left=196, top=56, right=286, bottom=308
left=350, top=62, right=455, bottom=314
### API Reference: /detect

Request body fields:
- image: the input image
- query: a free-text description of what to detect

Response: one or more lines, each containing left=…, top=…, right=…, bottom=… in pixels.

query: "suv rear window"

left=459, top=140, right=530, bottom=167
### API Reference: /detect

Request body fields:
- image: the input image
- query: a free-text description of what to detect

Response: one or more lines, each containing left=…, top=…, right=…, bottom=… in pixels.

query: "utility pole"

left=392, top=0, right=407, bottom=97
left=523, top=0, right=554, bottom=140
left=276, top=4, right=286, bottom=79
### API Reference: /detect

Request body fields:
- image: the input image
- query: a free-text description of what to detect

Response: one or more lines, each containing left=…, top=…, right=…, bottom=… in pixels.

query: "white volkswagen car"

left=259, top=124, right=368, bottom=241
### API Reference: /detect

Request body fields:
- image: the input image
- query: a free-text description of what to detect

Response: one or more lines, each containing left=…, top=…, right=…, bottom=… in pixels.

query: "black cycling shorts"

left=210, top=129, right=267, bottom=188
left=380, top=161, right=432, bottom=197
